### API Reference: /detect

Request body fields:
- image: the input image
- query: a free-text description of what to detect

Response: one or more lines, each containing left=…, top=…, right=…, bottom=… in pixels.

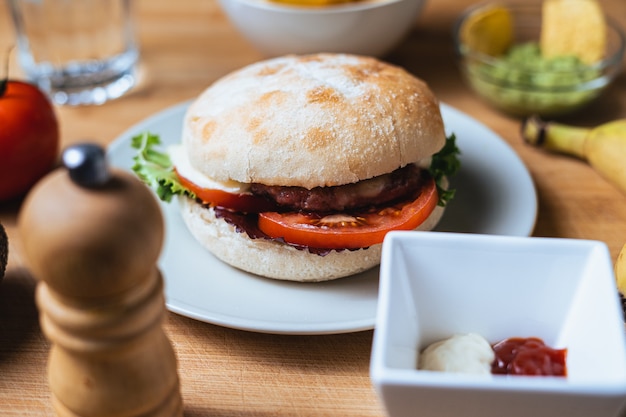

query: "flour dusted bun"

left=182, top=53, right=446, bottom=189
left=176, top=53, right=450, bottom=282
left=179, top=197, right=445, bottom=282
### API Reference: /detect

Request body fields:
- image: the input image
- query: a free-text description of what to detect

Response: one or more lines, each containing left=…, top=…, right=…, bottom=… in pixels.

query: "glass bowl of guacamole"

left=454, top=2, right=625, bottom=118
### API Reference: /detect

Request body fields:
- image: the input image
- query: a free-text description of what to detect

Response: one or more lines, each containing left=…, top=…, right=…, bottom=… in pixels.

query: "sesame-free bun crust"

left=183, top=53, right=446, bottom=189
left=179, top=197, right=445, bottom=282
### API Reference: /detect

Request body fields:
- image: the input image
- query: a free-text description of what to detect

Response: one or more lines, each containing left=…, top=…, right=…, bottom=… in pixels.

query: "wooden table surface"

left=2, top=0, right=626, bottom=415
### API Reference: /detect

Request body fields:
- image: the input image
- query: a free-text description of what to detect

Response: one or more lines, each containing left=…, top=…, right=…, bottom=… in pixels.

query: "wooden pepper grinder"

left=18, top=144, right=183, bottom=417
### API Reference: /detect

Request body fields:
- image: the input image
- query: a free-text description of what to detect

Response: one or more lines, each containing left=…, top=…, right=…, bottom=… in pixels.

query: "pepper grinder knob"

left=62, top=143, right=111, bottom=188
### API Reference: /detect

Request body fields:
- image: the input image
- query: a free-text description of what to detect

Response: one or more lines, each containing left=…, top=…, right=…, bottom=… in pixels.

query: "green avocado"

left=466, top=42, right=601, bottom=116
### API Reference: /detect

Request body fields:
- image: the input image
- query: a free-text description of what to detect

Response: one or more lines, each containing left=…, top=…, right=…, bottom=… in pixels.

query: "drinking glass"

left=8, top=0, right=139, bottom=106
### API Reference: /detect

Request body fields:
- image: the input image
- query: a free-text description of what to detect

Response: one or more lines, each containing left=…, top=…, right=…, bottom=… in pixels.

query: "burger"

left=132, top=53, right=459, bottom=282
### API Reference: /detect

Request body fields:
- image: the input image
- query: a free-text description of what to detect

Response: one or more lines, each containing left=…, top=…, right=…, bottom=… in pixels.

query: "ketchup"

left=491, top=337, right=567, bottom=376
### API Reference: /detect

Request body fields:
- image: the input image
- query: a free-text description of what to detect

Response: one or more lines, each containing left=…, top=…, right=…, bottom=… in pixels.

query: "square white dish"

left=370, top=231, right=626, bottom=417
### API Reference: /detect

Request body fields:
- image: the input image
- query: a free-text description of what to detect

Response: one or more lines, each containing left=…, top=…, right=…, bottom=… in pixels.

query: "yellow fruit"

left=615, top=244, right=626, bottom=295
left=541, top=0, right=607, bottom=64
left=522, top=116, right=626, bottom=195
left=460, top=4, right=513, bottom=56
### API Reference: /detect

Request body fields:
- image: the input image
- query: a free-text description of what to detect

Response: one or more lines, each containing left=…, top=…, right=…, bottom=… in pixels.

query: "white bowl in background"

left=217, top=0, right=427, bottom=57
left=371, top=231, right=626, bottom=417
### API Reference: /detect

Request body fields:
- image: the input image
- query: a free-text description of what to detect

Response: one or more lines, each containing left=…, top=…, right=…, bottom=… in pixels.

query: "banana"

left=522, top=116, right=626, bottom=194
left=616, top=244, right=626, bottom=296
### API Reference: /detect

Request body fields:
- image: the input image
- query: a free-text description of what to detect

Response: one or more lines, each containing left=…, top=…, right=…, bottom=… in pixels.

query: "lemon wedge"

left=541, top=0, right=607, bottom=64
left=460, top=4, right=513, bottom=56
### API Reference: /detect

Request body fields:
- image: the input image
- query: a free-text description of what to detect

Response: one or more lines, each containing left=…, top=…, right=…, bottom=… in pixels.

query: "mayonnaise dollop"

left=418, top=333, right=495, bottom=375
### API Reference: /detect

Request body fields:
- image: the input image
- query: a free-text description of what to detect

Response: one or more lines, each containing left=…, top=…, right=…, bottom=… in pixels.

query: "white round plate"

left=107, top=101, right=537, bottom=335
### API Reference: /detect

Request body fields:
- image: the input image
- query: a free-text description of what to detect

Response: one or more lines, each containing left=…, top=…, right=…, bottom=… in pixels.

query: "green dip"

left=464, top=42, right=603, bottom=117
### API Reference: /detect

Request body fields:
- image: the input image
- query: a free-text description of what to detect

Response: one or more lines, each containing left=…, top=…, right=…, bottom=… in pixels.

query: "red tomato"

left=258, top=177, right=438, bottom=249
left=0, top=80, right=59, bottom=201
left=176, top=170, right=277, bottom=213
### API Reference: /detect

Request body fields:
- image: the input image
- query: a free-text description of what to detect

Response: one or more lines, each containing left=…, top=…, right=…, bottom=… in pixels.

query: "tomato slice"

left=257, top=177, right=438, bottom=249
left=176, top=171, right=276, bottom=213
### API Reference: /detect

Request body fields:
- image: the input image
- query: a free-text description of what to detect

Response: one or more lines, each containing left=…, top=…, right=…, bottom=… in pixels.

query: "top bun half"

left=182, top=53, right=446, bottom=189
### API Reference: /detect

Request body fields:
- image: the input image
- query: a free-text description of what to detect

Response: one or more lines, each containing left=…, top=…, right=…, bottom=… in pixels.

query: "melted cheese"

left=168, top=144, right=250, bottom=194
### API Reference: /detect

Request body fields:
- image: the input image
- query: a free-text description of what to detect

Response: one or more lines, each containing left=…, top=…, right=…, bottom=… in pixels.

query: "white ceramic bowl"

left=217, top=0, right=427, bottom=57
left=371, top=231, right=626, bottom=417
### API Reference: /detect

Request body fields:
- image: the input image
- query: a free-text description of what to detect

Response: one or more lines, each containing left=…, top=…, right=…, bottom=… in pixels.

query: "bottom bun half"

left=179, top=197, right=445, bottom=282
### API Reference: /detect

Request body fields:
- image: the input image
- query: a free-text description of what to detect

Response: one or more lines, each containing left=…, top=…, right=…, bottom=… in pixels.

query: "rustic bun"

left=179, top=197, right=445, bottom=282
left=182, top=53, right=446, bottom=189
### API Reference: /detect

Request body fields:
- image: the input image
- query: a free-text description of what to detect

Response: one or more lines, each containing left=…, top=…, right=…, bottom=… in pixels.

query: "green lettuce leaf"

left=130, top=132, right=194, bottom=202
left=429, top=133, right=461, bottom=206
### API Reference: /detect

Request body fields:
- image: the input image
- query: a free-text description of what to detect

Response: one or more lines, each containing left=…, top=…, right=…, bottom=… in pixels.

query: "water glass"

left=8, top=0, right=139, bottom=106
